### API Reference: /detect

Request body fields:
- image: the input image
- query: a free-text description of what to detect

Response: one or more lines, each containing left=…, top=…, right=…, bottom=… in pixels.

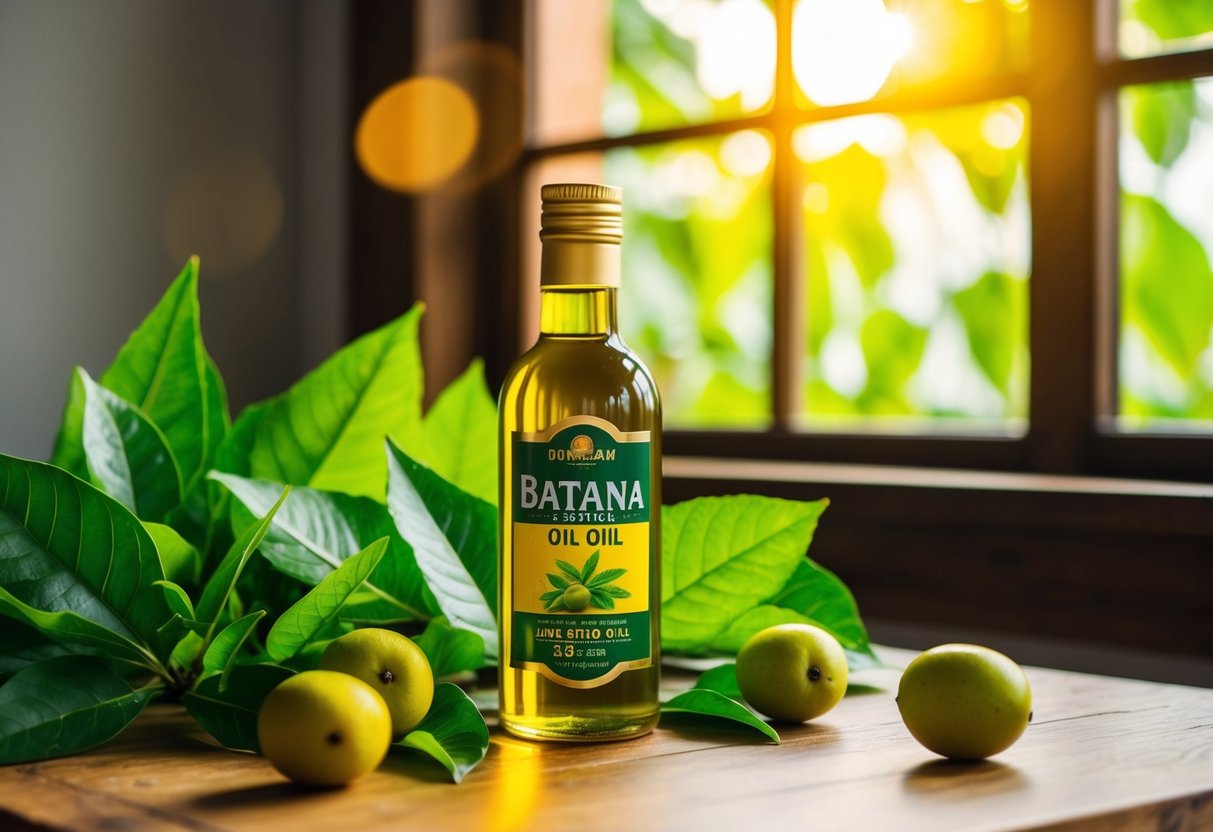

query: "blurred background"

left=1, top=0, right=1211, bottom=683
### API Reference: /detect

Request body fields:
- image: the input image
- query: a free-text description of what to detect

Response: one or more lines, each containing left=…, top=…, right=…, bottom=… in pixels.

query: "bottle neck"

left=539, top=286, right=618, bottom=336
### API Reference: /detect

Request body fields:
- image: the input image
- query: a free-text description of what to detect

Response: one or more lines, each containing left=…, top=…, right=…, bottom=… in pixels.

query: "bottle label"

left=510, top=415, right=652, bottom=688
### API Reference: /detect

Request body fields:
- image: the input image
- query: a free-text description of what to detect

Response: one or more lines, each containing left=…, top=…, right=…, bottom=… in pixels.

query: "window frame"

left=509, top=0, right=1213, bottom=483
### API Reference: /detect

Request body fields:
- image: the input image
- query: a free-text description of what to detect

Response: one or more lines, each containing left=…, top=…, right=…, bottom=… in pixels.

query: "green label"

left=511, top=416, right=652, bottom=688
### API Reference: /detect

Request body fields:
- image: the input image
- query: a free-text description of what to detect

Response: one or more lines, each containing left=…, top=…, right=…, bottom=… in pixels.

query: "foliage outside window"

left=526, top=0, right=1213, bottom=449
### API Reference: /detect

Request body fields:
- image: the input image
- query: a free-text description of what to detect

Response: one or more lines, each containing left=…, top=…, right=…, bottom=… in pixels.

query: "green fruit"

left=735, top=623, right=848, bottom=722
left=563, top=584, right=591, bottom=611
left=258, top=670, right=392, bottom=787
left=320, top=628, right=435, bottom=735
left=897, top=643, right=1032, bottom=760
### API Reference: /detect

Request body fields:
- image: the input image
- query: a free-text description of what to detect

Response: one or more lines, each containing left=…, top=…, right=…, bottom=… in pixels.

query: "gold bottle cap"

left=539, top=183, right=622, bottom=286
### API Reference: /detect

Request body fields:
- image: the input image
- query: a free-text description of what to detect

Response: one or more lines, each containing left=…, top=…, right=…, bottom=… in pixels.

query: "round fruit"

left=563, top=584, right=591, bottom=611
left=257, top=670, right=392, bottom=787
left=897, top=643, right=1032, bottom=760
left=320, top=628, right=434, bottom=735
left=735, top=623, right=849, bottom=722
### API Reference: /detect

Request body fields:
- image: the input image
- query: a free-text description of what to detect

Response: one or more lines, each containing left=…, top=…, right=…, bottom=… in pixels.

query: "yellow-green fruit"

left=735, top=623, right=849, bottom=722
left=258, top=670, right=392, bottom=787
left=897, top=643, right=1032, bottom=760
left=563, top=584, right=591, bottom=611
left=320, top=628, right=434, bottom=735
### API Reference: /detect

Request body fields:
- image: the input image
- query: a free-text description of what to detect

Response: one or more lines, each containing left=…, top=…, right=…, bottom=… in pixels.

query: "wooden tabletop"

left=2, top=650, right=1212, bottom=832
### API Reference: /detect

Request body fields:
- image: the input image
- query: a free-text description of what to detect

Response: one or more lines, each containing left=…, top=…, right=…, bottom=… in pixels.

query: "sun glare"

left=793, top=0, right=913, bottom=107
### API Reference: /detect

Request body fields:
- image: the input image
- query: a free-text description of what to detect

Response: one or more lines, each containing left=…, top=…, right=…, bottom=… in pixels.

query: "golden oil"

left=498, top=183, right=661, bottom=741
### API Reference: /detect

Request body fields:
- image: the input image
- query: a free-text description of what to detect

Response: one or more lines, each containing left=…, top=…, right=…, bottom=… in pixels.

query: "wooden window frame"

left=504, top=0, right=1213, bottom=484
left=348, top=1, right=1213, bottom=662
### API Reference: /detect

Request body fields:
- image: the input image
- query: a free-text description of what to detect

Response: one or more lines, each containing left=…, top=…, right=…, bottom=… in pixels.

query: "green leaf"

left=555, top=560, right=583, bottom=584
left=0, top=656, right=158, bottom=764
left=242, top=305, right=426, bottom=501
left=1125, top=81, right=1196, bottom=168
left=0, top=622, right=84, bottom=679
left=580, top=550, right=600, bottom=584
left=588, top=568, right=627, bottom=588
left=1122, top=194, right=1213, bottom=378
left=210, top=473, right=435, bottom=622
left=859, top=310, right=928, bottom=406
left=76, top=368, right=183, bottom=521
left=48, top=369, right=88, bottom=478
left=693, top=663, right=743, bottom=699
left=708, top=605, right=881, bottom=671
left=394, top=683, right=489, bottom=783
left=266, top=538, right=388, bottom=662
left=422, top=359, right=498, bottom=505
left=953, top=271, right=1026, bottom=397
left=154, top=580, right=196, bottom=622
left=385, top=441, right=498, bottom=659
left=185, top=663, right=293, bottom=753
left=589, top=590, right=615, bottom=610
left=202, top=611, right=266, bottom=691
left=99, top=258, right=212, bottom=492
left=195, top=487, right=289, bottom=639
left=145, top=522, right=201, bottom=586
left=0, top=454, right=174, bottom=667
left=762, top=559, right=873, bottom=654
left=660, top=495, right=829, bottom=653
left=413, top=616, right=487, bottom=677
left=546, top=572, right=570, bottom=590
left=599, top=585, right=631, bottom=599
left=661, top=689, right=779, bottom=744
left=0, top=589, right=151, bottom=668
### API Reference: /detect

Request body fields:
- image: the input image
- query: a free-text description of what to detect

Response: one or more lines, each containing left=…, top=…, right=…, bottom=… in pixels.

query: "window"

left=518, top=0, right=1213, bottom=482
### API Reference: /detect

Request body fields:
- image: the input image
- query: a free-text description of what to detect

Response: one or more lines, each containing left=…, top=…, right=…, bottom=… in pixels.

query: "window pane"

left=1118, top=78, right=1213, bottom=430
left=796, top=100, right=1030, bottom=431
left=532, top=0, right=775, bottom=145
left=607, top=133, right=774, bottom=428
left=1120, top=0, right=1213, bottom=59
left=792, top=0, right=1028, bottom=109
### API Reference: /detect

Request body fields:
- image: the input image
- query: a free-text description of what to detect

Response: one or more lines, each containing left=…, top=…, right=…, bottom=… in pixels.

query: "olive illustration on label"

left=539, top=550, right=630, bottom=612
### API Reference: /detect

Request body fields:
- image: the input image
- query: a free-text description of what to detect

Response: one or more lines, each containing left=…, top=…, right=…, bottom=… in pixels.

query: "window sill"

left=663, top=456, right=1213, bottom=659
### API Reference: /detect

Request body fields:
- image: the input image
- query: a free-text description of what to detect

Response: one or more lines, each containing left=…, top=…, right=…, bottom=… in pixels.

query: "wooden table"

left=2, top=650, right=1212, bottom=832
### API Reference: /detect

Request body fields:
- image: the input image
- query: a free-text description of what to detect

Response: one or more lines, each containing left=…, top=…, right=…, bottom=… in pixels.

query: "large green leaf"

left=693, top=662, right=742, bottom=699
left=48, top=370, right=88, bottom=478
left=413, top=616, right=486, bottom=677
left=0, top=586, right=152, bottom=667
left=1122, top=194, right=1213, bottom=378
left=266, top=538, right=388, bottom=661
left=144, top=522, right=201, bottom=587
left=76, top=368, right=182, bottom=522
left=240, top=305, right=427, bottom=500
left=1130, top=0, right=1213, bottom=43
left=394, top=683, right=489, bottom=783
left=953, top=271, right=1026, bottom=398
left=99, top=258, right=212, bottom=492
left=202, top=610, right=266, bottom=691
left=661, top=495, right=829, bottom=653
left=660, top=688, right=779, bottom=744
left=195, top=486, right=289, bottom=640
left=0, top=622, right=82, bottom=679
left=422, top=359, right=498, bottom=505
left=210, top=473, right=435, bottom=622
left=1125, top=81, right=1197, bottom=168
left=0, top=656, right=158, bottom=764
left=708, top=605, right=882, bottom=672
left=0, top=455, right=174, bottom=666
left=184, top=663, right=294, bottom=753
left=762, top=558, right=872, bottom=652
left=385, top=441, right=498, bottom=659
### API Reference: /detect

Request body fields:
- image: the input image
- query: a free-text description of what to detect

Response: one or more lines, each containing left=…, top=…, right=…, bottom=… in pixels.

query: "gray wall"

left=0, top=0, right=347, bottom=460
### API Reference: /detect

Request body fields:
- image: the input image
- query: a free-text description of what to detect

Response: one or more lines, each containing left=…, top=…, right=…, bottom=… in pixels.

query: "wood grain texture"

left=1, top=651, right=1211, bottom=832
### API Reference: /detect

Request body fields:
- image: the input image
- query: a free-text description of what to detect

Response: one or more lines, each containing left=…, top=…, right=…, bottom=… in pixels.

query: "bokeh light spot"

left=355, top=76, right=479, bottom=193
left=793, top=0, right=913, bottom=107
